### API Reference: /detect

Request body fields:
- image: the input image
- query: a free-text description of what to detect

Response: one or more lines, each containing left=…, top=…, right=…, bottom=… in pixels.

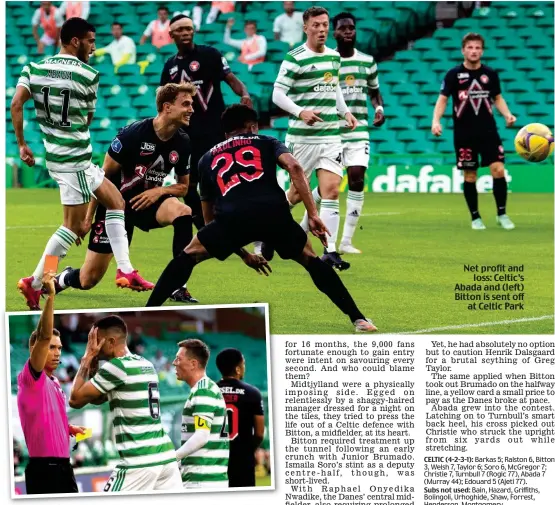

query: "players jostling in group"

left=11, top=17, right=150, bottom=311
left=69, top=316, right=182, bottom=492
left=54, top=82, right=198, bottom=303
left=432, top=32, right=517, bottom=231
left=146, top=104, right=377, bottom=332
left=161, top=14, right=252, bottom=234
left=272, top=6, right=357, bottom=271
left=216, top=348, right=265, bottom=488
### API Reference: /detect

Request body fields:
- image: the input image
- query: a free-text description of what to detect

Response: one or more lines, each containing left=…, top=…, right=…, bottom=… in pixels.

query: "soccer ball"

left=514, top=123, right=554, bottom=162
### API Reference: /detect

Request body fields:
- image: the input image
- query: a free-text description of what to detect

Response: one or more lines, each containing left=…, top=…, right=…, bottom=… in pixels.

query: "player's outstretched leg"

left=293, top=240, right=377, bottom=332
left=317, top=170, right=350, bottom=270
left=18, top=224, right=79, bottom=310
left=491, top=162, right=514, bottom=230
left=146, top=236, right=210, bottom=306
left=463, top=170, right=486, bottom=230
left=339, top=166, right=366, bottom=254
left=94, top=178, right=153, bottom=291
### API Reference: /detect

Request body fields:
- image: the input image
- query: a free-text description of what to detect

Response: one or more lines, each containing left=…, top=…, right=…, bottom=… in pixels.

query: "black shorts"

left=454, top=130, right=505, bottom=170
left=88, top=195, right=176, bottom=254
left=25, top=457, right=78, bottom=494
left=197, top=206, right=307, bottom=261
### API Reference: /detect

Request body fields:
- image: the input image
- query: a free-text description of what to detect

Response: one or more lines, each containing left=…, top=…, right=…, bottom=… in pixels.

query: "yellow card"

left=75, top=428, right=93, bottom=443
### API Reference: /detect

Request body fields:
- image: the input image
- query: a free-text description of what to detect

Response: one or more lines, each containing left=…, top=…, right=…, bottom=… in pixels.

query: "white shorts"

left=49, top=163, right=104, bottom=205
left=183, top=479, right=229, bottom=489
left=289, top=142, right=343, bottom=178
left=342, top=141, right=370, bottom=168
left=104, top=462, right=182, bottom=492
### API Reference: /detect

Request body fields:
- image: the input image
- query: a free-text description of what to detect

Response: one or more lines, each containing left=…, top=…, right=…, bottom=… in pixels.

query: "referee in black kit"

left=161, top=15, right=252, bottom=232
left=432, top=32, right=517, bottom=231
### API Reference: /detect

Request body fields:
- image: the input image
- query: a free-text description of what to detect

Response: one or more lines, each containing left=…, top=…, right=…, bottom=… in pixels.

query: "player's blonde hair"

left=155, top=82, right=197, bottom=112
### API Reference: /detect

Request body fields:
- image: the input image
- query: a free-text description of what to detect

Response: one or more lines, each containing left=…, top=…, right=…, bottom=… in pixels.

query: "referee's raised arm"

left=16, top=273, right=79, bottom=495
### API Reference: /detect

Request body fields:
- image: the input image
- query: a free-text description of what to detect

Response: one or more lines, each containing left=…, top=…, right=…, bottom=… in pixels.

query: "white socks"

left=341, top=190, right=364, bottom=245
left=320, top=199, right=340, bottom=253
left=301, top=187, right=321, bottom=232
left=31, top=226, right=77, bottom=289
left=105, top=210, right=134, bottom=274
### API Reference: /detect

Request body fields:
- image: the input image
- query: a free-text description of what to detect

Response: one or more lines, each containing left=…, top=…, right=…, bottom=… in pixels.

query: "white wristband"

left=375, top=106, right=384, bottom=114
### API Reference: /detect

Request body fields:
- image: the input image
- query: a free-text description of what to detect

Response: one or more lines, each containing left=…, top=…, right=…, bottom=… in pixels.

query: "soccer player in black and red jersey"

left=146, top=104, right=377, bottom=332
left=432, top=32, right=517, bottom=231
left=160, top=14, right=252, bottom=244
left=216, top=348, right=265, bottom=487
left=54, top=83, right=197, bottom=300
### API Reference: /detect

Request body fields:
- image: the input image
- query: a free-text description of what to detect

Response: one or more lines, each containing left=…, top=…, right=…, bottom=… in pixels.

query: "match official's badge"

left=480, top=74, right=489, bottom=84
left=169, top=151, right=179, bottom=164
left=189, top=60, right=200, bottom=72
left=111, top=138, right=122, bottom=153
left=345, top=75, right=355, bottom=86
left=323, top=71, right=333, bottom=83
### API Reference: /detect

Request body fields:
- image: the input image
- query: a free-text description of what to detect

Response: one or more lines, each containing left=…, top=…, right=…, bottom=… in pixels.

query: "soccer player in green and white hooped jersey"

left=11, top=17, right=150, bottom=312
left=334, top=12, right=386, bottom=254
left=69, top=316, right=182, bottom=492
left=173, top=339, right=229, bottom=488
left=272, top=6, right=358, bottom=272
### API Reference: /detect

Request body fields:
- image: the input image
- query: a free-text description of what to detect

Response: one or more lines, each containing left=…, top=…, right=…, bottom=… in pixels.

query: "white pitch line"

left=393, top=315, right=554, bottom=334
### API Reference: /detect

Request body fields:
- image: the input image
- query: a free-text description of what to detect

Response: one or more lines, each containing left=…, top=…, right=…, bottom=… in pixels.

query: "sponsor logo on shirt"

left=457, top=72, right=469, bottom=79
left=313, top=84, right=335, bottom=92
left=189, top=60, right=200, bottom=72
left=169, top=150, right=179, bottom=164
left=169, top=65, right=178, bottom=80
left=141, top=142, right=156, bottom=152
left=344, top=85, right=364, bottom=94
left=111, top=138, right=123, bottom=153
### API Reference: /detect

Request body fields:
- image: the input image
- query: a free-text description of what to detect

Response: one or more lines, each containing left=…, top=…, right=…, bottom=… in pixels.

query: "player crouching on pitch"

left=146, top=104, right=377, bottom=332
left=53, top=83, right=199, bottom=303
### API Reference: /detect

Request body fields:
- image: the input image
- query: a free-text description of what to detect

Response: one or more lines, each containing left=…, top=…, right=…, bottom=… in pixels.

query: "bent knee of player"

left=174, top=203, right=192, bottom=218
left=463, top=170, right=477, bottom=183
left=490, top=162, right=505, bottom=178
left=184, top=236, right=207, bottom=258
left=295, top=240, right=317, bottom=266
left=321, top=185, right=339, bottom=200
left=347, top=166, right=366, bottom=191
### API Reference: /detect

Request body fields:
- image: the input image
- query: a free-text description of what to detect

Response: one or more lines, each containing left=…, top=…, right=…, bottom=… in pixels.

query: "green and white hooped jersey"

left=90, top=354, right=177, bottom=469
left=339, top=49, right=379, bottom=143
left=275, top=44, right=342, bottom=145
left=17, top=54, right=99, bottom=173
left=181, top=376, right=229, bottom=486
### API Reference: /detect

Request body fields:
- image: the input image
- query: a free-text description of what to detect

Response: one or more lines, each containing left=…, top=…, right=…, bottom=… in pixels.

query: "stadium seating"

left=5, top=1, right=554, bottom=186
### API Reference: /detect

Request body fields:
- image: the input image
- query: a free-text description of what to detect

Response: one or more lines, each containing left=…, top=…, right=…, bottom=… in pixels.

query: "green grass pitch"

left=6, top=189, right=554, bottom=334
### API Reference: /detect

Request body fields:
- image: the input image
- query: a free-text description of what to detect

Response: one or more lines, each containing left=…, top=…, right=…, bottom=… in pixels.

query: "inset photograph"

left=7, top=301, right=272, bottom=496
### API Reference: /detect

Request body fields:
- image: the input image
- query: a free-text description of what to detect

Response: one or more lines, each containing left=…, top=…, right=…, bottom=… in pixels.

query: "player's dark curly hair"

left=60, top=17, right=95, bottom=45
left=216, top=348, right=244, bottom=377
left=221, top=104, right=258, bottom=133
left=178, top=339, right=210, bottom=368
left=332, top=12, right=356, bottom=30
